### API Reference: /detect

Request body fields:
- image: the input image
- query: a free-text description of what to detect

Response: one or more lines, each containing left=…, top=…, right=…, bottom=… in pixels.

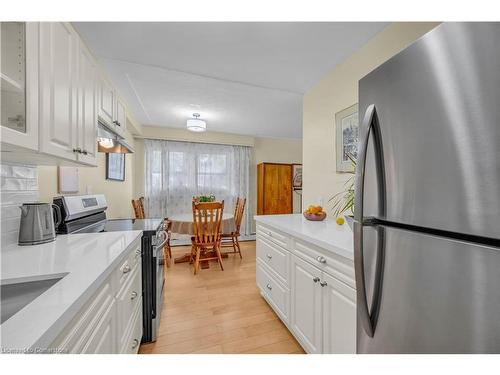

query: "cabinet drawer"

left=256, top=235, right=290, bottom=285
left=116, top=263, right=142, bottom=348
left=256, top=260, right=290, bottom=324
left=120, top=301, right=143, bottom=354
left=256, top=224, right=289, bottom=249
left=293, top=239, right=355, bottom=289
left=116, top=242, right=141, bottom=288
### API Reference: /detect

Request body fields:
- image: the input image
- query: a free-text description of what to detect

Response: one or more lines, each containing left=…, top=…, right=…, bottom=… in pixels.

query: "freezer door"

left=357, top=225, right=500, bottom=353
left=359, top=22, right=500, bottom=239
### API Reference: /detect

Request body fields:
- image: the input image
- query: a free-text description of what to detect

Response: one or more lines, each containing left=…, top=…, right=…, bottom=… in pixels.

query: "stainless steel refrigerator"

left=354, top=22, right=500, bottom=353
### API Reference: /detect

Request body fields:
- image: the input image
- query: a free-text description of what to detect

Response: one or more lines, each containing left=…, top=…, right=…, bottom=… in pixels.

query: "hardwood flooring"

left=139, top=240, right=305, bottom=354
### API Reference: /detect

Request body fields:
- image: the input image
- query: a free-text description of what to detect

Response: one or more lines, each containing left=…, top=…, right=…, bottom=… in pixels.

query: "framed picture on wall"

left=335, top=103, right=359, bottom=173
left=106, top=153, right=125, bottom=181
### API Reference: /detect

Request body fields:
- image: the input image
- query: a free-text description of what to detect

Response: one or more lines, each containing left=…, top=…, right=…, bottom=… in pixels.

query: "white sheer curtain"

left=144, top=139, right=252, bottom=235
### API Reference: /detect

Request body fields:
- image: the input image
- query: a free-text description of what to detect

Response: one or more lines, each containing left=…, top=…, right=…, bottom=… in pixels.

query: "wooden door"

left=259, top=163, right=292, bottom=215
left=290, top=255, right=322, bottom=354
left=39, top=22, right=78, bottom=160
left=322, top=272, right=357, bottom=353
left=77, top=44, right=97, bottom=166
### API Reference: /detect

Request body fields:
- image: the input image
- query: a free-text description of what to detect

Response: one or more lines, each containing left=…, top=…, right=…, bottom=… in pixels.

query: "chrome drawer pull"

left=266, top=254, right=272, bottom=260
left=316, top=256, right=327, bottom=264
left=266, top=283, right=272, bottom=291
left=320, top=281, right=328, bottom=287
left=313, top=277, right=320, bottom=283
left=123, top=265, right=131, bottom=274
left=132, top=339, right=139, bottom=349
left=131, top=291, right=138, bottom=300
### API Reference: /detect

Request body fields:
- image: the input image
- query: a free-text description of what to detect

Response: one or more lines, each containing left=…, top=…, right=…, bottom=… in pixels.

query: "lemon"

left=336, top=217, right=345, bottom=225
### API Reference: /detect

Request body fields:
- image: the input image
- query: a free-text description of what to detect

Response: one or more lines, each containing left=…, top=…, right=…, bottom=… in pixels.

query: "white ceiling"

left=73, top=22, right=388, bottom=139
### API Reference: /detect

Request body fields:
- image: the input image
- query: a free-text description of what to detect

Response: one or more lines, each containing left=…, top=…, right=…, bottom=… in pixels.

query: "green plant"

left=193, top=194, right=216, bottom=203
left=329, top=154, right=356, bottom=218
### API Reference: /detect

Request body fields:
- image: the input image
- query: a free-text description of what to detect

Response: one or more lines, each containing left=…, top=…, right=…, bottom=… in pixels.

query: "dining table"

left=169, top=212, right=236, bottom=267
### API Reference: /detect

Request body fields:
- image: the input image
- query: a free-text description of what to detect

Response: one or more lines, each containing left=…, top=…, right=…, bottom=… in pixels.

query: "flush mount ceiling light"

left=186, top=113, right=207, bottom=132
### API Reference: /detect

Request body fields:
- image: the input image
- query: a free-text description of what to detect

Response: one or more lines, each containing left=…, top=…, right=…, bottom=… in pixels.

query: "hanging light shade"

left=186, top=113, right=207, bottom=132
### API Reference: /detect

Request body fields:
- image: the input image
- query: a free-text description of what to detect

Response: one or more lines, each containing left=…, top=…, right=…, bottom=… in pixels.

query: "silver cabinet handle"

left=135, top=248, right=141, bottom=256
left=320, top=281, right=328, bottom=287
left=266, top=254, right=272, bottom=260
left=132, top=339, right=139, bottom=349
left=123, top=265, right=131, bottom=274
left=313, top=277, right=320, bottom=283
left=266, top=283, right=272, bottom=290
left=131, top=291, right=138, bottom=300
left=73, top=147, right=82, bottom=153
left=316, top=256, right=327, bottom=264
left=81, top=149, right=88, bottom=155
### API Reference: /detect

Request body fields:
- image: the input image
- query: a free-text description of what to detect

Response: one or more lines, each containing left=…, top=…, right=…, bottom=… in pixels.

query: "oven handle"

left=155, top=230, right=169, bottom=249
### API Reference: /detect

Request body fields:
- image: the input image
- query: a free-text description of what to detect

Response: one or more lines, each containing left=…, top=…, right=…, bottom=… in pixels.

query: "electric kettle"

left=18, top=203, right=62, bottom=245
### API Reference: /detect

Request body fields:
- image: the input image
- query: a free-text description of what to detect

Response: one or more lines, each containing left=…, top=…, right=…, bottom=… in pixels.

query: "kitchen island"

left=254, top=214, right=356, bottom=354
left=0, top=231, right=142, bottom=354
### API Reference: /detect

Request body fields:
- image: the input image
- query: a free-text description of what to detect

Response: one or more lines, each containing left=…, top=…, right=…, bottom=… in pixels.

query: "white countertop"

left=0, top=231, right=142, bottom=351
left=254, top=214, right=354, bottom=260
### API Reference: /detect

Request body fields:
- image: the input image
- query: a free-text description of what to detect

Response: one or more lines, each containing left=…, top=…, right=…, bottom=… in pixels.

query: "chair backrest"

left=233, top=197, right=246, bottom=234
left=163, top=218, right=172, bottom=244
left=192, top=201, right=225, bottom=245
left=132, top=197, right=145, bottom=219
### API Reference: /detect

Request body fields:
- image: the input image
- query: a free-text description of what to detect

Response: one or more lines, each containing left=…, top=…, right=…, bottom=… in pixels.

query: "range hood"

left=97, top=122, right=134, bottom=154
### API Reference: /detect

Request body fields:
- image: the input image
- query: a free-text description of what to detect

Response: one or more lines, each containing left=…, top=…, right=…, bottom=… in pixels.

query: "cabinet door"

left=322, top=272, right=356, bottom=353
left=290, top=255, right=322, bottom=353
left=263, top=164, right=292, bottom=214
left=0, top=22, right=39, bottom=151
left=98, top=76, right=114, bottom=126
left=82, top=299, right=116, bottom=354
left=114, top=97, right=127, bottom=137
left=39, top=22, right=78, bottom=160
left=77, top=44, right=97, bottom=166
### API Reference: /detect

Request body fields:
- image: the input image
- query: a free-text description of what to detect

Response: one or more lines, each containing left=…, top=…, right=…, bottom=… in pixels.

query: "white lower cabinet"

left=51, top=239, right=142, bottom=354
left=290, top=255, right=323, bottom=353
left=322, top=272, right=356, bottom=354
left=256, top=224, right=356, bottom=354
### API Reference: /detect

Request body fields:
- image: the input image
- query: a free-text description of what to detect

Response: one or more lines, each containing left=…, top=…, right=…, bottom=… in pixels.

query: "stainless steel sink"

left=1, top=276, right=66, bottom=324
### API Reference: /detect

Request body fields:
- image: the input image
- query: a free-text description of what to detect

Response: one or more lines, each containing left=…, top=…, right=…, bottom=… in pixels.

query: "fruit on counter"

left=336, top=217, right=345, bottom=225
left=305, top=205, right=325, bottom=215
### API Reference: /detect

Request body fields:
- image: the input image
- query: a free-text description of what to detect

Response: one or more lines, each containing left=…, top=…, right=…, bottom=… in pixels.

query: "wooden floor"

left=139, top=240, right=305, bottom=354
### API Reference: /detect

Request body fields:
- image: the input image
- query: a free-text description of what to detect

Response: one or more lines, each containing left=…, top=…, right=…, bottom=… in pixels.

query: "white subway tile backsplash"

left=1, top=163, right=38, bottom=247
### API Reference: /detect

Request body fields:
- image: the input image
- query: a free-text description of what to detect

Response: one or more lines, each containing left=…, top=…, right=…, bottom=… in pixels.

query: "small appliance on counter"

left=18, top=202, right=62, bottom=245
left=53, top=194, right=167, bottom=343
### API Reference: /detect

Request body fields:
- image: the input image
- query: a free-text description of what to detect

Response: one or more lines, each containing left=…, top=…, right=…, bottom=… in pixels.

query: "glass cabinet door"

left=1, top=22, right=26, bottom=134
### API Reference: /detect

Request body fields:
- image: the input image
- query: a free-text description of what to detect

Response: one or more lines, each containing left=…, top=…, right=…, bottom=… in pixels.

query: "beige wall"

left=38, top=131, right=136, bottom=219
left=302, top=22, right=440, bottom=213
left=133, top=127, right=302, bottom=232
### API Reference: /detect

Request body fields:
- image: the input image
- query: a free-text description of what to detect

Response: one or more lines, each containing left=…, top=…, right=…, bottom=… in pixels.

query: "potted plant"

left=193, top=194, right=216, bottom=203
left=329, top=154, right=355, bottom=228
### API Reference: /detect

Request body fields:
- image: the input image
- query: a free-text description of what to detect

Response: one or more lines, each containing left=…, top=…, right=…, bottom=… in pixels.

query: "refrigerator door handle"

left=354, top=104, right=386, bottom=338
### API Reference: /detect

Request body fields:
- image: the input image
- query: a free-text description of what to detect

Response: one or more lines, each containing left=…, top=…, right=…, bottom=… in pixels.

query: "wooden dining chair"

left=162, top=218, right=172, bottom=268
left=190, top=201, right=225, bottom=275
left=221, top=197, right=246, bottom=259
left=131, top=197, right=145, bottom=219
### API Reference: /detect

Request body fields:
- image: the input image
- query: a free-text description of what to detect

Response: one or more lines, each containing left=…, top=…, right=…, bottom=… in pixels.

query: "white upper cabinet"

left=98, top=76, right=115, bottom=127
left=0, top=22, right=39, bottom=151
left=1, top=22, right=134, bottom=166
left=290, top=255, right=323, bottom=354
left=77, top=43, right=98, bottom=166
left=39, top=22, right=78, bottom=161
left=114, top=97, right=127, bottom=137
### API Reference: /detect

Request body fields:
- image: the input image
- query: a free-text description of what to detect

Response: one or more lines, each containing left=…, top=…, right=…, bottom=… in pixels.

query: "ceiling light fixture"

left=186, top=113, right=207, bottom=132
